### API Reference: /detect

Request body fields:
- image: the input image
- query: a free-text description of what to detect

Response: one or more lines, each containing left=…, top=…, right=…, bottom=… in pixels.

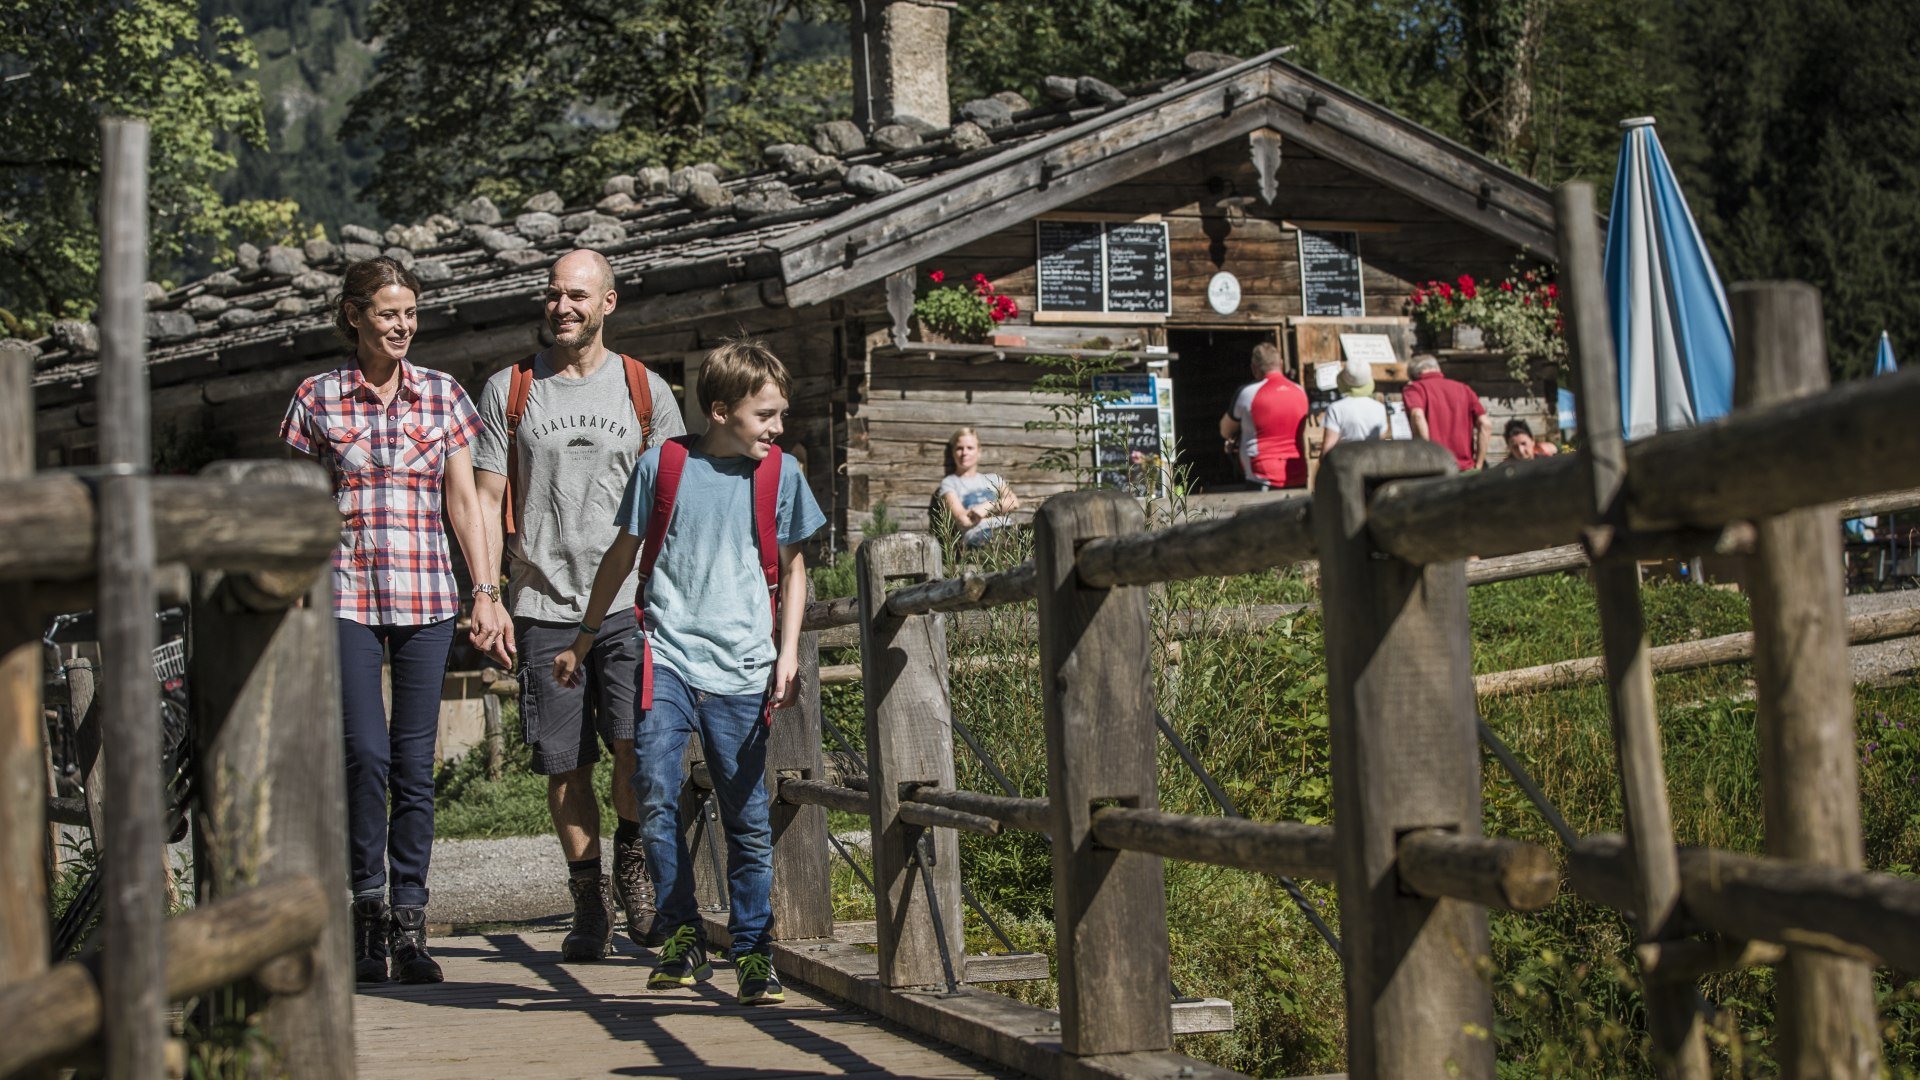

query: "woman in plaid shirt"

left=280, top=256, right=506, bottom=985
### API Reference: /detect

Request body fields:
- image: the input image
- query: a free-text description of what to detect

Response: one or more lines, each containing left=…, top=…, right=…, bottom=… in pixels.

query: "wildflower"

left=1501, top=280, right=1515, bottom=292
left=929, top=269, right=945, bottom=283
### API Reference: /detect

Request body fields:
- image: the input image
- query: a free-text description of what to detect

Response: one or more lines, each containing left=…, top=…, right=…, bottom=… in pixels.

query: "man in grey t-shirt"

left=473, top=249, right=685, bottom=960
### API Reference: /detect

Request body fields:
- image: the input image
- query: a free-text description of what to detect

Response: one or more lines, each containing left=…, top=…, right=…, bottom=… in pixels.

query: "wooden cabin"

left=29, top=5, right=1560, bottom=549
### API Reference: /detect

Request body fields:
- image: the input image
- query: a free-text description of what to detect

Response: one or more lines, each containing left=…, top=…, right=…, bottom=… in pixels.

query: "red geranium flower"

left=1545, top=283, right=1558, bottom=300
left=929, top=270, right=945, bottom=283
left=1501, top=280, right=1514, bottom=292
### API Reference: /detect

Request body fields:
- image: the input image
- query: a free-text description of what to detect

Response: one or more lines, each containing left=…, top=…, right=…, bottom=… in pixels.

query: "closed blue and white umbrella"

left=1604, top=117, right=1734, bottom=439
left=1876, top=330, right=1898, bottom=376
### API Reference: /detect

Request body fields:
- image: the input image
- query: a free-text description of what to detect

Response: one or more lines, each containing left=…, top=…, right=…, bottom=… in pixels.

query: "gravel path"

left=427, top=591, right=1920, bottom=926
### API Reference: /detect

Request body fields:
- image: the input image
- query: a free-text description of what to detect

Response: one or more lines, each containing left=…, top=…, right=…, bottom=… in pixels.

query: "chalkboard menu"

left=1092, top=373, right=1172, bottom=496
left=1104, top=222, right=1171, bottom=314
left=1298, top=229, right=1365, bottom=316
left=1036, top=220, right=1105, bottom=313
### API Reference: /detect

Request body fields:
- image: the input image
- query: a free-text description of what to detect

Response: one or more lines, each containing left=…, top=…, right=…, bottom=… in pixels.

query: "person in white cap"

left=1320, top=356, right=1389, bottom=453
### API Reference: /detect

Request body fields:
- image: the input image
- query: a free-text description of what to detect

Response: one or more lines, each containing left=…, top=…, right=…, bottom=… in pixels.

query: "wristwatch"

left=472, top=583, right=500, bottom=603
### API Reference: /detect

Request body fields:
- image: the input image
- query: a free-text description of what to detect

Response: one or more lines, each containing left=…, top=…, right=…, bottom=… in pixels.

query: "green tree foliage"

left=0, top=0, right=285, bottom=334
left=340, top=0, right=850, bottom=220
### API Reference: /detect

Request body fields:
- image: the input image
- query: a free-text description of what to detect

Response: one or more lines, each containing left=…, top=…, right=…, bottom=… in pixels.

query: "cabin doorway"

left=1167, top=328, right=1277, bottom=492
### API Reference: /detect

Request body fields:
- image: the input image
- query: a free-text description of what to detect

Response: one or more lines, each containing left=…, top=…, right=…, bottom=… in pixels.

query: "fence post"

left=1731, top=282, right=1883, bottom=1079
left=1558, top=181, right=1704, bottom=1078
left=1034, top=489, right=1169, bottom=1056
left=190, top=459, right=353, bottom=1080
left=0, top=324, right=50, bottom=1080
left=855, top=532, right=962, bottom=987
left=766, top=579, right=833, bottom=942
left=1314, top=440, right=1493, bottom=1080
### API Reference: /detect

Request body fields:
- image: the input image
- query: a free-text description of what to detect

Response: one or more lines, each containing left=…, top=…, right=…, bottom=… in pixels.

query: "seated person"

left=936, top=428, right=1020, bottom=546
left=1503, top=418, right=1558, bottom=461
left=1321, top=357, right=1389, bottom=453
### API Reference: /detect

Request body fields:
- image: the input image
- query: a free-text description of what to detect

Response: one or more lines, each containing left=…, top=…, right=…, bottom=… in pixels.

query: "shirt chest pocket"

left=400, top=423, right=448, bottom=474
left=325, top=425, right=373, bottom=474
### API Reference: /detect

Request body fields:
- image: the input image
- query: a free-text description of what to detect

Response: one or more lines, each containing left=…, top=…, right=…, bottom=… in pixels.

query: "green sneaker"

left=647, top=924, right=711, bottom=989
left=735, top=950, right=784, bottom=1006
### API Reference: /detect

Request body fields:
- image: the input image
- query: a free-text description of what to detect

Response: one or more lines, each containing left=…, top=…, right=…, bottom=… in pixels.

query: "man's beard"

left=549, top=308, right=602, bottom=346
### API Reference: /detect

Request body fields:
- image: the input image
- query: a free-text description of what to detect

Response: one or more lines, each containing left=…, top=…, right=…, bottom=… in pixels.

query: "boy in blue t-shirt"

left=555, top=340, right=824, bottom=1006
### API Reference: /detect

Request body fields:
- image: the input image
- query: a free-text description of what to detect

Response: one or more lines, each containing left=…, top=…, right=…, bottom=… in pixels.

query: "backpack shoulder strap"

left=501, top=355, right=538, bottom=536
left=638, top=435, right=695, bottom=586
left=620, top=353, right=655, bottom=448
left=752, top=445, right=784, bottom=591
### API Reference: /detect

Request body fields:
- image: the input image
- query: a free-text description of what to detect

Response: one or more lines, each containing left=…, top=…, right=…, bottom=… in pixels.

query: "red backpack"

left=501, top=353, right=655, bottom=538
left=634, top=434, right=784, bottom=721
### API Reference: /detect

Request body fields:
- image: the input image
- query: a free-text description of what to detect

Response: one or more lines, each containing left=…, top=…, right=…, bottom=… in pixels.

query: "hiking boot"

left=647, top=923, right=711, bottom=989
left=734, top=949, right=784, bottom=1006
left=561, top=870, right=614, bottom=962
left=389, top=906, right=443, bottom=984
left=612, top=835, right=662, bottom=948
left=352, top=896, right=390, bottom=984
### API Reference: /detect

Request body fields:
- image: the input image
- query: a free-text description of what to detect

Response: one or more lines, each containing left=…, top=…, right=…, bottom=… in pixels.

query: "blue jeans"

left=337, top=617, right=455, bottom=909
left=632, top=664, right=772, bottom=953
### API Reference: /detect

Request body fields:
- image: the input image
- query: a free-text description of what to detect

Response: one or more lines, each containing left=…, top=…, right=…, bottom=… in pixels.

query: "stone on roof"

left=763, top=143, right=806, bottom=168
left=340, top=224, right=382, bottom=246
left=50, top=320, right=98, bottom=354
left=1076, top=76, right=1127, bottom=106
left=454, top=196, right=502, bottom=225
left=218, top=307, right=263, bottom=330
left=382, top=246, right=416, bottom=270
left=604, top=174, right=637, bottom=198
left=472, top=226, right=529, bottom=253
left=142, top=282, right=167, bottom=304
left=1041, top=75, right=1078, bottom=102
left=677, top=170, right=730, bottom=211
left=424, top=214, right=461, bottom=237
left=948, top=121, right=992, bottom=153
left=263, top=245, right=307, bottom=277
left=574, top=223, right=625, bottom=249
left=146, top=310, right=196, bottom=340
left=991, top=91, right=1031, bottom=112
left=872, top=124, right=923, bottom=152
left=293, top=270, right=337, bottom=295
left=341, top=242, right=382, bottom=263
left=734, top=180, right=800, bottom=218
left=236, top=242, right=261, bottom=271
left=562, top=211, right=620, bottom=232
left=524, top=190, right=565, bottom=214
left=691, top=162, right=724, bottom=178
left=784, top=148, right=845, bottom=181
left=394, top=224, right=437, bottom=250
left=844, top=164, right=905, bottom=197
left=413, top=260, right=452, bottom=285
left=1183, top=51, right=1242, bottom=75
left=638, top=167, right=671, bottom=194
left=273, top=297, right=310, bottom=316
left=597, top=192, right=637, bottom=214
left=495, top=249, right=547, bottom=268
left=201, top=271, right=242, bottom=292
left=184, top=294, right=230, bottom=317
left=959, top=98, right=1014, bottom=129
left=814, top=120, right=866, bottom=157
left=515, top=211, right=562, bottom=241
left=303, top=237, right=337, bottom=264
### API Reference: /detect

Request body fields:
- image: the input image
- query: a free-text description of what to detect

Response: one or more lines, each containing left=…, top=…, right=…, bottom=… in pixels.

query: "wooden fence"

left=705, top=183, right=1920, bottom=1080
left=0, top=122, right=350, bottom=1080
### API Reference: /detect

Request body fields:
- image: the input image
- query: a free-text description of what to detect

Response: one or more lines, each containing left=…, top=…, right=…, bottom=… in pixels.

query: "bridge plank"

left=353, top=928, right=1016, bottom=1079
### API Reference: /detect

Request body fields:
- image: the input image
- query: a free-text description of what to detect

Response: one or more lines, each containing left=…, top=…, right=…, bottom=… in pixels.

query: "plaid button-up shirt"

left=281, top=360, right=483, bottom=626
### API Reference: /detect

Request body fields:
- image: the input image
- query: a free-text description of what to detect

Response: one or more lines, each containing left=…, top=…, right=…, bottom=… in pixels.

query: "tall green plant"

left=1023, top=350, right=1129, bottom=485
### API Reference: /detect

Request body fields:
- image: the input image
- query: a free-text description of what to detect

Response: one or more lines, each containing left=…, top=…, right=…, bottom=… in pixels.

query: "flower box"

left=1449, top=324, right=1486, bottom=351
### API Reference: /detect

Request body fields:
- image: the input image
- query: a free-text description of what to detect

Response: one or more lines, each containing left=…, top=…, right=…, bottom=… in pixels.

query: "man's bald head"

left=551, top=248, right=616, bottom=295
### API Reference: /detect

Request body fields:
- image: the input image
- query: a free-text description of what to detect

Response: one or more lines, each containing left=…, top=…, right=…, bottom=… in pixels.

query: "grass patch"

left=434, top=700, right=617, bottom=839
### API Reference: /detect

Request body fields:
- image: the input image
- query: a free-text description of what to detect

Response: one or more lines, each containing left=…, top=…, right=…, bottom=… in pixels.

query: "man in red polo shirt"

left=1219, top=342, right=1309, bottom=490
left=1403, top=354, right=1490, bottom=470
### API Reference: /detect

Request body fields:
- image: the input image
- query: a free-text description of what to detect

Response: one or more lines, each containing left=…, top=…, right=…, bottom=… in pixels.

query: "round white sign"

left=1208, top=271, right=1242, bottom=315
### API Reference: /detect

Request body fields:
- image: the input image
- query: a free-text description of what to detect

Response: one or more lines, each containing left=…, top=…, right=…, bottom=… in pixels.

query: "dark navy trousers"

left=337, top=616, right=455, bottom=909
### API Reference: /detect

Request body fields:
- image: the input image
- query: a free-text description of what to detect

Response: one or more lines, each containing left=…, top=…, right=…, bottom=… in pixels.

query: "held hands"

left=470, top=597, right=516, bottom=668
left=553, top=636, right=592, bottom=690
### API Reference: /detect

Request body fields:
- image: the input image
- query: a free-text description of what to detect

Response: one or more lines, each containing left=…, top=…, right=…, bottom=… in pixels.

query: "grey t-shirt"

left=472, top=352, right=685, bottom=623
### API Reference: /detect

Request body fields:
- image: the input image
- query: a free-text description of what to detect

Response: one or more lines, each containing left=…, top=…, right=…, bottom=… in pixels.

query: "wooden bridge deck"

left=355, top=926, right=1018, bottom=1079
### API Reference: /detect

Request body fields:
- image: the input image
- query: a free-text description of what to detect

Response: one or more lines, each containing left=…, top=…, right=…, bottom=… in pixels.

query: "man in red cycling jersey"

left=1219, top=341, right=1309, bottom=490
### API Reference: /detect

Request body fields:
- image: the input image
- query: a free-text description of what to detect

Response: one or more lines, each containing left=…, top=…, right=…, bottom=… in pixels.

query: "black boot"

left=352, top=896, right=390, bottom=984
left=389, top=906, right=443, bottom=984
left=561, top=869, right=614, bottom=961
left=613, top=835, right=662, bottom=948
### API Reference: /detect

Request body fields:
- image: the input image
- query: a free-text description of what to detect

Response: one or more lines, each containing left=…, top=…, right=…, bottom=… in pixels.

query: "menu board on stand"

left=1091, top=365, right=1174, bottom=496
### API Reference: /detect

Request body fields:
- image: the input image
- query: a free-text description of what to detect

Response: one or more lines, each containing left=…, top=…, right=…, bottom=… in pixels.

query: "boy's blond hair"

left=698, top=338, right=792, bottom=415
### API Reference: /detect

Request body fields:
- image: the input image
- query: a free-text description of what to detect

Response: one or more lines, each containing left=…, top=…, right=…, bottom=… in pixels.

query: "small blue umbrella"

left=1604, top=117, right=1735, bottom=439
left=1876, top=331, right=1898, bottom=376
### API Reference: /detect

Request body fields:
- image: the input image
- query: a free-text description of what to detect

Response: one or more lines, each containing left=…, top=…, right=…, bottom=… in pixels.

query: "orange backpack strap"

left=501, top=356, right=537, bottom=538
left=620, top=353, right=655, bottom=448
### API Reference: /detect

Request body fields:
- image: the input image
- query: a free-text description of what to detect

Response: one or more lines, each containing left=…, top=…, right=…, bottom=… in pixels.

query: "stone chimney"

left=849, top=0, right=953, bottom=132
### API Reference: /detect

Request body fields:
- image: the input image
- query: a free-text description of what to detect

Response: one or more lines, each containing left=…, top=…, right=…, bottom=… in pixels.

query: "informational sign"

left=1313, top=362, right=1342, bottom=391
left=1338, top=333, right=1398, bottom=366
left=1092, top=371, right=1174, bottom=495
left=1298, top=229, right=1365, bottom=316
left=1036, top=220, right=1105, bottom=313
left=1104, top=222, right=1172, bottom=314
left=1035, top=218, right=1171, bottom=317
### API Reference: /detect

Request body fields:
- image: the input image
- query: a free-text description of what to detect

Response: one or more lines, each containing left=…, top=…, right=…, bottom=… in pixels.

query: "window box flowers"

left=913, top=270, right=1019, bottom=344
